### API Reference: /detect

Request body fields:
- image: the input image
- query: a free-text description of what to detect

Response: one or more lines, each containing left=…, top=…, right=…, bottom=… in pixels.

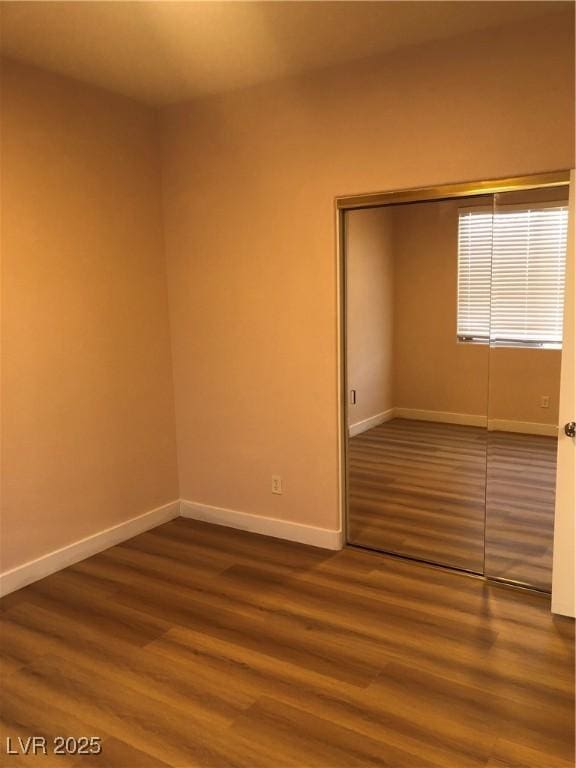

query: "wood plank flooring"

left=1, top=518, right=574, bottom=767
left=348, top=419, right=557, bottom=589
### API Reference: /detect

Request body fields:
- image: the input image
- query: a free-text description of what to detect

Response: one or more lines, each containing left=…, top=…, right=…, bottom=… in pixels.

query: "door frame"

left=335, top=171, right=571, bottom=596
left=552, top=169, right=576, bottom=617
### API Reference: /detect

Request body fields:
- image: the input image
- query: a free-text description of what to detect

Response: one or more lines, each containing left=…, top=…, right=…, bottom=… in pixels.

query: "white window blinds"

left=457, top=203, right=568, bottom=347
left=457, top=208, right=492, bottom=341
left=490, top=204, right=568, bottom=346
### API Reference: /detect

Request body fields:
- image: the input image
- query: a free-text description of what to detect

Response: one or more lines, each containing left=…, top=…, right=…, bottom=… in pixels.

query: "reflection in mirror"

left=345, top=197, right=491, bottom=573
left=485, top=186, right=569, bottom=590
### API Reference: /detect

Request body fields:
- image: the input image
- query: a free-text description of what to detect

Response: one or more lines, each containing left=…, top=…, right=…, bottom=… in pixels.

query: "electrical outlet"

left=540, top=395, right=550, bottom=408
left=272, top=475, right=283, bottom=494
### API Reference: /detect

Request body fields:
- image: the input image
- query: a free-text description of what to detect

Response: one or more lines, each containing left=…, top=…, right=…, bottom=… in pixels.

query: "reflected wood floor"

left=348, top=419, right=557, bottom=589
left=348, top=419, right=487, bottom=572
left=486, top=431, right=557, bottom=591
left=1, top=518, right=574, bottom=768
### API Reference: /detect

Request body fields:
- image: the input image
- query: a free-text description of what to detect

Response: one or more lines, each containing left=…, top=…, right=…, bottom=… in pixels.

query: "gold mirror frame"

left=336, top=171, right=570, bottom=210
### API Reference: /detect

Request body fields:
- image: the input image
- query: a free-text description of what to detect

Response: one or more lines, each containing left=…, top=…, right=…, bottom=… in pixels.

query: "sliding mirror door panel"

left=485, top=186, right=570, bottom=590
left=345, top=197, right=491, bottom=572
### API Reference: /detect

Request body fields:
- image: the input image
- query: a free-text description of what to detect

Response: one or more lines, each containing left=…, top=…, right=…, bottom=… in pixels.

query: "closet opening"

left=337, top=172, right=572, bottom=594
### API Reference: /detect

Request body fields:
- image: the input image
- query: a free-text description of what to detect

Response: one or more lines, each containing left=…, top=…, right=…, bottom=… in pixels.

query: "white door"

left=552, top=169, right=576, bottom=617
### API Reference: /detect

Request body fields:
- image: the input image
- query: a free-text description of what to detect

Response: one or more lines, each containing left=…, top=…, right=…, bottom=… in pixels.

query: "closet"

left=342, top=174, right=571, bottom=591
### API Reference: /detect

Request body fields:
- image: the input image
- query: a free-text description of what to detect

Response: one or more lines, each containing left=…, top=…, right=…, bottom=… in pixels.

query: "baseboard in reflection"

left=349, top=409, right=395, bottom=437
left=487, top=419, right=558, bottom=436
left=393, top=408, right=487, bottom=427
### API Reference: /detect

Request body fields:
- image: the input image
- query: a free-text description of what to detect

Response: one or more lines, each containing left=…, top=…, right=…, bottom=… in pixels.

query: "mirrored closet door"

left=344, top=177, right=570, bottom=590
left=345, top=195, right=491, bottom=574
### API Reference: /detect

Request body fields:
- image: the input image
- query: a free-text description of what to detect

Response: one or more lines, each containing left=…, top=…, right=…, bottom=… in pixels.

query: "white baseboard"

left=180, top=499, right=343, bottom=550
left=0, top=500, right=180, bottom=597
left=488, top=419, right=558, bottom=437
left=1, top=496, right=342, bottom=598
left=349, top=408, right=395, bottom=437
left=551, top=597, right=575, bottom=618
left=362, top=407, right=557, bottom=436
left=393, top=408, right=487, bottom=427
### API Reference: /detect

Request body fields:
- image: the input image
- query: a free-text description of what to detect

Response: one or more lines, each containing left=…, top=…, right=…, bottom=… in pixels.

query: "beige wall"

left=161, top=13, right=574, bottom=531
left=346, top=207, right=394, bottom=427
left=392, top=198, right=490, bottom=418
left=1, top=60, right=179, bottom=571
left=489, top=349, right=562, bottom=425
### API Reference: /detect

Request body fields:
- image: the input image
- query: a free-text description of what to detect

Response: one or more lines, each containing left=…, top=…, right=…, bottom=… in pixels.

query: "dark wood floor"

left=348, top=419, right=557, bottom=589
left=1, top=518, right=574, bottom=767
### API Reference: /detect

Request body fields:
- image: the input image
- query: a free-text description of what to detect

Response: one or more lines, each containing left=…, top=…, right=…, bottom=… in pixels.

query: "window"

left=457, top=202, right=569, bottom=347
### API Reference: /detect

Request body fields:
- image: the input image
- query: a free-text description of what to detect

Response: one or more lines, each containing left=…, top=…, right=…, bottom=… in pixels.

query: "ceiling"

left=0, top=1, right=572, bottom=106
